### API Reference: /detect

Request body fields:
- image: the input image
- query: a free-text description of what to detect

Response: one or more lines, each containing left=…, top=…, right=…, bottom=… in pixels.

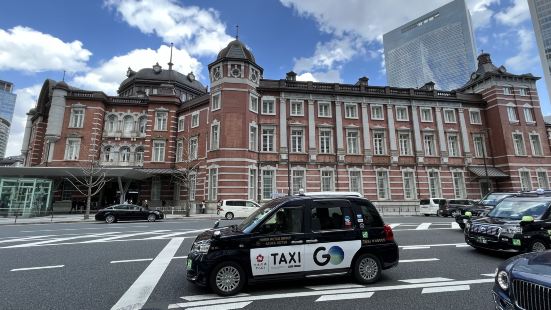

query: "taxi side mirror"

left=521, top=215, right=534, bottom=223
left=464, top=211, right=472, bottom=217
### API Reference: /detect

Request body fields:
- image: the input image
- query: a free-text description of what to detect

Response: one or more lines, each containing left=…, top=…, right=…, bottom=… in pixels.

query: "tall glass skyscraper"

left=529, top=0, right=551, bottom=106
left=0, top=80, right=17, bottom=158
left=383, top=0, right=477, bottom=91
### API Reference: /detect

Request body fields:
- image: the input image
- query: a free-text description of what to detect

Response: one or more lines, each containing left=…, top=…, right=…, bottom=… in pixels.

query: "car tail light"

left=383, top=224, right=394, bottom=241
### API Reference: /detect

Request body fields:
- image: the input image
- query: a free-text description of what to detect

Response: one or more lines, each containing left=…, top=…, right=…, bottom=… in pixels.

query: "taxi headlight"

left=191, top=241, right=211, bottom=253
left=497, top=270, right=509, bottom=291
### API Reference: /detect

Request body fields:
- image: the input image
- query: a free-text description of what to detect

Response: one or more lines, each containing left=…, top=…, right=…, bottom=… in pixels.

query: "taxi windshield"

left=237, top=197, right=287, bottom=233
left=487, top=200, right=548, bottom=220
left=480, top=193, right=510, bottom=206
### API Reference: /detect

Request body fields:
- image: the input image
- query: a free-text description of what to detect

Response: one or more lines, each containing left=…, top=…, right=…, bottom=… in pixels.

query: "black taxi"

left=464, top=192, right=551, bottom=253
left=186, top=195, right=399, bottom=295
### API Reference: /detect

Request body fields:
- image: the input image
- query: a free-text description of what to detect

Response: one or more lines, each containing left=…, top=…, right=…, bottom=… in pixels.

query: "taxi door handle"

left=305, top=239, right=318, bottom=244
left=290, top=240, right=303, bottom=244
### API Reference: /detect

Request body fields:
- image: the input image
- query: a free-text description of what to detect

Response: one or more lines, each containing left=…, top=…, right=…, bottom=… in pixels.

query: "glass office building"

left=383, top=0, right=477, bottom=91
left=0, top=80, right=16, bottom=158
left=529, top=0, right=551, bottom=105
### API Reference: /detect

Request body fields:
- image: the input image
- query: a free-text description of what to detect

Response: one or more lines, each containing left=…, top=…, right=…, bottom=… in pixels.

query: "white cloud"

left=296, top=70, right=342, bottom=83
left=495, top=0, right=530, bottom=26
left=104, top=0, right=233, bottom=56
left=0, top=26, right=91, bottom=72
left=5, top=84, right=42, bottom=157
left=504, top=28, right=539, bottom=73
left=72, top=45, right=202, bottom=95
left=293, top=36, right=364, bottom=73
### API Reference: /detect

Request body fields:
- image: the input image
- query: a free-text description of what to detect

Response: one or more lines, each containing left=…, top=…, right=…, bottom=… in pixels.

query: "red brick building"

left=19, top=40, right=551, bottom=211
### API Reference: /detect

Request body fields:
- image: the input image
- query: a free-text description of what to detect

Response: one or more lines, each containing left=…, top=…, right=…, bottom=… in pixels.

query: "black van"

left=186, top=195, right=399, bottom=295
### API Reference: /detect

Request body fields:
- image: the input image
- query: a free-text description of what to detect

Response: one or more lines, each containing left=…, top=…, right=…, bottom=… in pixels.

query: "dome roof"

left=119, top=65, right=205, bottom=93
left=216, top=39, right=255, bottom=63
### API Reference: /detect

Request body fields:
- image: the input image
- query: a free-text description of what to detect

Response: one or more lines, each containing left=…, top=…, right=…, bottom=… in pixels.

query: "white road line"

left=316, top=292, right=374, bottom=302
left=402, top=246, right=431, bottom=250
left=144, top=232, right=194, bottom=240
left=455, top=244, right=470, bottom=247
left=110, top=258, right=153, bottom=264
left=398, top=243, right=467, bottom=249
left=186, top=301, right=253, bottom=310
left=394, top=228, right=457, bottom=231
left=173, top=256, right=187, bottom=260
left=111, top=237, right=184, bottom=310
left=451, top=222, right=460, bottom=229
left=0, top=235, right=57, bottom=244
left=400, top=277, right=454, bottom=284
left=81, top=230, right=170, bottom=243
left=421, top=285, right=470, bottom=294
left=306, top=284, right=365, bottom=291
left=1, top=232, right=118, bottom=248
left=389, top=223, right=401, bottom=229
left=481, top=273, right=496, bottom=277
left=399, top=258, right=439, bottom=263
left=168, top=278, right=494, bottom=309
left=181, top=293, right=251, bottom=301
left=415, top=223, right=431, bottom=230
left=11, top=265, right=64, bottom=271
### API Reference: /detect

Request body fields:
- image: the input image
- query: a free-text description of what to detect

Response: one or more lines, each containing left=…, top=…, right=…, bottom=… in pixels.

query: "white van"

left=419, top=198, right=447, bottom=216
left=217, top=199, right=261, bottom=220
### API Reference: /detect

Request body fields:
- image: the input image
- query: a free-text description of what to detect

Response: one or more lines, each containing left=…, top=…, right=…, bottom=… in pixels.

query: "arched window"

left=106, top=115, right=117, bottom=132
left=138, top=116, right=147, bottom=134
left=123, top=116, right=134, bottom=135
left=120, top=147, right=130, bottom=162
left=104, top=146, right=111, bottom=162
left=135, top=147, right=144, bottom=163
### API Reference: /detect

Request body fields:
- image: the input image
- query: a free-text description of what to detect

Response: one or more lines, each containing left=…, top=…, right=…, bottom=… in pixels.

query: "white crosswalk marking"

left=2, top=232, right=118, bottom=248
left=389, top=223, right=401, bottom=229
left=451, top=222, right=460, bottom=229
left=0, top=235, right=57, bottom=244
left=422, top=285, right=470, bottom=294
left=415, top=223, right=431, bottom=230
left=81, top=230, right=170, bottom=243
left=400, top=277, right=454, bottom=284
left=143, top=229, right=207, bottom=240
left=186, top=302, right=253, bottom=310
left=316, top=292, right=374, bottom=302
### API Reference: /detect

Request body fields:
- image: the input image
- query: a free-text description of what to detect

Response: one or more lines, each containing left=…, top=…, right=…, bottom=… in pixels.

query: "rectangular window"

left=191, top=112, right=199, bottom=128
left=537, top=170, right=549, bottom=189
left=318, top=102, right=331, bottom=117
left=346, top=130, right=360, bottom=154
left=210, top=123, right=220, bottom=150
left=508, top=106, right=518, bottom=122
left=344, top=103, right=358, bottom=119
left=262, top=170, right=275, bottom=200
left=290, top=100, right=304, bottom=116
left=420, top=108, right=432, bottom=122
left=311, top=203, right=354, bottom=231
left=69, top=109, right=84, bottom=128
left=513, top=133, right=526, bottom=156
left=248, top=169, right=257, bottom=200
left=212, top=93, right=221, bottom=111
left=403, top=170, right=416, bottom=200
left=189, top=173, right=197, bottom=201
left=423, top=134, right=436, bottom=156
left=321, top=170, right=334, bottom=191
left=444, top=109, right=456, bottom=123
left=250, top=94, right=258, bottom=113
left=64, top=138, right=81, bottom=160
left=176, top=140, right=183, bottom=162
left=177, top=117, right=184, bottom=132
left=524, top=107, right=535, bottom=123
left=151, top=177, right=161, bottom=201
left=452, top=171, right=466, bottom=199
left=262, top=127, right=275, bottom=152
left=152, top=140, right=165, bottom=162
left=469, top=110, right=482, bottom=124
left=249, top=124, right=258, bottom=151
left=428, top=170, right=442, bottom=198
left=349, top=170, right=362, bottom=193
left=396, top=106, right=408, bottom=121
left=520, top=170, right=532, bottom=191
left=208, top=168, right=218, bottom=201
left=373, top=131, right=386, bottom=155
left=261, top=99, right=275, bottom=115
left=520, top=88, right=529, bottom=96
left=292, top=170, right=305, bottom=195
left=189, top=137, right=198, bottom=160
left=398, top=132, right=412, bottom=156
left=155, top=111, right=168, bottom=131
left=371, top=105, right=384, bottom=120
left=530, top=134, right=543, bottom=156
left=447, top=134, right=460, bottom=157
left=376, top=170, right=390, bottom=200
left=503, top=87, right=512, bottom=95
left=291, top=128, right=304, bottom=153
left=319, top=129, right=333, bottom=154
left=473, top=134, right=486, bottom=158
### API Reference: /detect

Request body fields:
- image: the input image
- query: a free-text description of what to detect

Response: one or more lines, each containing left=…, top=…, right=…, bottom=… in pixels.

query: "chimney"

left=356, top=76, right=369, bottom=87
left=286, top=71, right=297, bottom=81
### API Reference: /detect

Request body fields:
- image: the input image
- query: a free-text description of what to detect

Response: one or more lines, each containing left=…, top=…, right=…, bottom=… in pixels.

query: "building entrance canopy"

left=468, top=166, right=508, bottom=179
left=0, top=167, right=178, bottom=180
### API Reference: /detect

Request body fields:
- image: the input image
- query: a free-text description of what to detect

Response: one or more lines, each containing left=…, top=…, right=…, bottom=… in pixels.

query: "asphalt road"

left=0, top=215, right=513, bottom=310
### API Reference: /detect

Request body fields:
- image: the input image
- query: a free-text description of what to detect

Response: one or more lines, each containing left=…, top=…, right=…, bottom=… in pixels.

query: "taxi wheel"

left=209, top=261, right=245, bottom=296
left=105, top=215, right=116, bottom=224
left=354, top=254, right=381, bottom=284
left=528, top=239, right=549, bottom=253
left=147, top=214, right=156, bottom=222
left=225, top=212, right=234, bottom=220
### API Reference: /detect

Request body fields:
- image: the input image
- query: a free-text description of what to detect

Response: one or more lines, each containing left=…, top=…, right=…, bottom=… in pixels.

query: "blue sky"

left=0, top=0, right=545, bottom=157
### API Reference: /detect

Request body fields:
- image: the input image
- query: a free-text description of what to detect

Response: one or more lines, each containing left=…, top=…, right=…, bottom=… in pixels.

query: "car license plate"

left=187, top=258, right=192, bottom=270
left=477, top=236, right=487, bottom=244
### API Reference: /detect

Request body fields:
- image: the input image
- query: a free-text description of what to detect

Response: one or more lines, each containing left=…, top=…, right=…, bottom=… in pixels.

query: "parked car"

left=187, top=194, right=399, bottom=296
left=420, top=198, right=447, bottom=216
left=464, top=192, right=551, bottom=253
left=94, top=204, right=164, bottom=223
left=455, top=192, right=519, bottom=229
left=217, top=199, right=261, bottom=220
left=493, top=250, right=551, bottom=310
left=444, top=199, right=479, bottom=217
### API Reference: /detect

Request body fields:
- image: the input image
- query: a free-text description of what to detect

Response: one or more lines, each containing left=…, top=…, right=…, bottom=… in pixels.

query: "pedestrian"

left=143, top=199, right=149, bottom=210
left=201, top=200, right=206, bottom=214
left=70, top=200, right=76, bottom=214
left=162, top=200, right=166, bottom=207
